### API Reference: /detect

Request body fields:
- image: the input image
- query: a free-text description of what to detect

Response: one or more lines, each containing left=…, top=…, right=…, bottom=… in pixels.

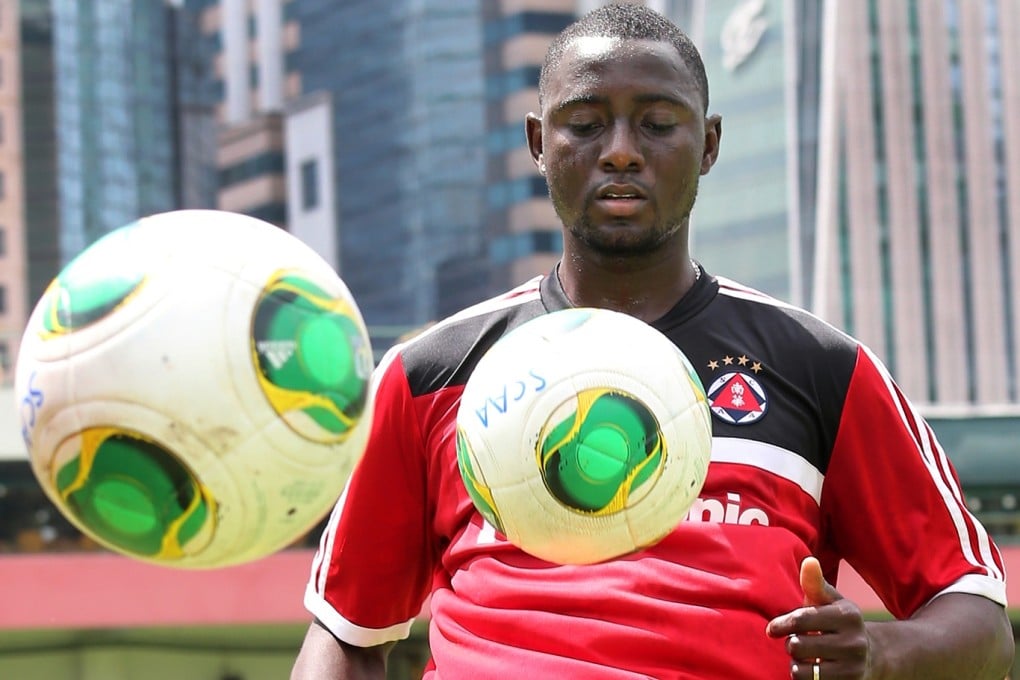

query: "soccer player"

left=291, top=5, right=1012, bottom=679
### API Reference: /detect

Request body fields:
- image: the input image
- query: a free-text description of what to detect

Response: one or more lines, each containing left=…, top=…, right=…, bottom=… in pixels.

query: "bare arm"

left=767, top=558, right=1014, bottom=679
left=865, top=591, right=1013, bottom=679
left=291, top=619, right=394, bottom=680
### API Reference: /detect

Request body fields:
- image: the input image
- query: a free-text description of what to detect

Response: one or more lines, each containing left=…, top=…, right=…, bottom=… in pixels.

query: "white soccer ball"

left=13, top=209, right=374, bottom=569
left=455, top=307, right=712, bottom=565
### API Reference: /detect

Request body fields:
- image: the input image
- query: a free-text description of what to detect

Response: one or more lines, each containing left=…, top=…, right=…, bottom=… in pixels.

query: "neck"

left=557, top=247, right=699, bottom=323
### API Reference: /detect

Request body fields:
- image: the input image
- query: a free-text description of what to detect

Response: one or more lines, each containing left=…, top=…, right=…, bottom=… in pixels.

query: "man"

left=292, top=5, right=1012, bottom=679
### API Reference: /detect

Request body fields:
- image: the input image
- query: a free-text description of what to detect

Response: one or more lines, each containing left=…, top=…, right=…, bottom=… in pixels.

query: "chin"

left=583, top=235, right=664, bottom=258
left=570, top=224, right=670, bottom=258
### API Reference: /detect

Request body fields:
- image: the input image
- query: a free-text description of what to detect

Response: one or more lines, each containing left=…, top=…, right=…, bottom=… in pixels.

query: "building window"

left=0, top=341, right=9, bottom=377
left=0, top=171, right=6, bottom=201
left=0, top=226, right=5, bottom=256
left=300, top=159, right=319, bottom=211
left=0, top=285, right=6, bottom=314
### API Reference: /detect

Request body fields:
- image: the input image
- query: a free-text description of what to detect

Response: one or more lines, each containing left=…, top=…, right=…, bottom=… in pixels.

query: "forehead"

left=545, top=36, right=697, bottom=108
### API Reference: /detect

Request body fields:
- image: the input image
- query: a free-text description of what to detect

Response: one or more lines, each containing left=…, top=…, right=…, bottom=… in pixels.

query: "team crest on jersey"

left=706, top=371, right=768, bottom=425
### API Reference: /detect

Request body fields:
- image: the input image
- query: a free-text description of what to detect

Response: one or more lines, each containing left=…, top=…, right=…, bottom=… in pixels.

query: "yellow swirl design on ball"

left=40, top=224, right=147, bottom=338
left=538, top=388, right=664, bottom=515
left=252, top=271, right=371, bottom=443
left=455, top=428, right=504, bottom=533
left=54, top=427, right=216, bottom=561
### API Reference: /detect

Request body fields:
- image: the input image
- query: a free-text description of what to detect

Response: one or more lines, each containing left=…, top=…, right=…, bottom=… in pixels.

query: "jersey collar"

left=540, top=260, right=718, bottom=328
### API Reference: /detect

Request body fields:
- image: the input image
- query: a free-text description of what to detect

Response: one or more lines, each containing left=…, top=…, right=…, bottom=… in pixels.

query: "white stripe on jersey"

left=716, top=277, right=864, bottom=347
left=303, top=580, right=416, bottom=647
left=398, top=275, right=543, bottom=350
left=716, top=276, right=802, bottom=312
left=712, top=436, right=824, bottom=504
left=306, top=479, right=422, bottom=645
left=929, top=572, right=1008, bottom=608
left=861, top=345, right=1004, bottom=582
left=311, top=481, right=350, bottom=596
left=924, top=428, right=1005, bottom=581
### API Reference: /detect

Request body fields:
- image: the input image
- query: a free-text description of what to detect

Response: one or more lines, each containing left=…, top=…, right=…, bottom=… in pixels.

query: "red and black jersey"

left=304, top=265, right=1006, bottom=680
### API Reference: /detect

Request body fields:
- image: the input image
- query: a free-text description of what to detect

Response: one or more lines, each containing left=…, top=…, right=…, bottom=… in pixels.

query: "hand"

left=766, top=556, right=875, bottom=679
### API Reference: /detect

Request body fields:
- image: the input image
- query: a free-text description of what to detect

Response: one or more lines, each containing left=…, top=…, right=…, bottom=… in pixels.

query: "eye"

left=641, top=104, right=682, bottom=134
left=567, top=121, right=602, bottom=135
left=642, top=119, right=677, bottom=133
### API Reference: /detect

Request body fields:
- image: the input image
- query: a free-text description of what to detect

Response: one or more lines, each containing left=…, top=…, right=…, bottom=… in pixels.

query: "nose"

left=599, top=121, right=644, bottom=172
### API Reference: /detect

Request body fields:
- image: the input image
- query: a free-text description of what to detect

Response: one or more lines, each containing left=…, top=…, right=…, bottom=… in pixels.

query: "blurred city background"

left=0, top=0, right=1018, bottom=677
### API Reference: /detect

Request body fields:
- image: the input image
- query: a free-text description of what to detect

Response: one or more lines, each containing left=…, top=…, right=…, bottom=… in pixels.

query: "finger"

left=791, top=661, right=821, bottom=680
left=787, top=631, right=868, bottom=665
left=766, top=600, right=848, bottom=637
left=767, top=604, right=821, bottom=637
left=800, top=556, right=843, bottom=607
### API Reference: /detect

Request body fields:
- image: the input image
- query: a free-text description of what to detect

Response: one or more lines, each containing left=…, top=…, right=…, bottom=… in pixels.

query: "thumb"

left=800, top=556, right=842, bottom=606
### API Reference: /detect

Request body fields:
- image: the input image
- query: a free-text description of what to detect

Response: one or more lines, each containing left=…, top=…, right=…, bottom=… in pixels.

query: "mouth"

left=594, top=184, right=647, bottom=216
left=596, top=183, right=646, bottom=200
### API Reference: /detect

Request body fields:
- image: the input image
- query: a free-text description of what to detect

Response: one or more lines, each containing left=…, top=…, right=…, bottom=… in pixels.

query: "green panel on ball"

left=455, top=429, right=504, bottom=534
left=539, top=390, right=663, bottom=514
left=54, top=427, right=216, bottom=561
left=41, top=224, right=146, bottom=335
left=253, top=273, right=370, bottom=442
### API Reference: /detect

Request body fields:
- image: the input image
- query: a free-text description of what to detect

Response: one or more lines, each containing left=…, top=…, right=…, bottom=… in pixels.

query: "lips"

left=594, top=183, right=647, bottom=217
left=596, top=183, right=646, bottom=200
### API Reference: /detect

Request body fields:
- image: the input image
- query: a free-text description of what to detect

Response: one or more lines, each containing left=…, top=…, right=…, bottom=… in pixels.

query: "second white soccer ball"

left=14, top=210, right=375, bottom=569
left=455, top=307, right=712, bottom=565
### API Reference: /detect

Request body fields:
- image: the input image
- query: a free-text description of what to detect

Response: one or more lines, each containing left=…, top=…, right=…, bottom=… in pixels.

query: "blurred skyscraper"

left=0, top=0, right=28, bottom=384
left=686, top=0, right=1019, bottom=408
left=812, top=0, right=1019, bottom=407
left=191, top=0, right=487, bottom=351
left=0, top=0, right=183, bottom=385
left=445, top=0, right=574, bottom=316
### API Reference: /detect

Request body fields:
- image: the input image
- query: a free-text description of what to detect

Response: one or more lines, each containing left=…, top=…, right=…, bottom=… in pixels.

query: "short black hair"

left=539, top=3, right=709, bottom=114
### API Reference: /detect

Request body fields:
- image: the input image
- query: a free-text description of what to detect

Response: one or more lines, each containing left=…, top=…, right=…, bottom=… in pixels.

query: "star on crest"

left=705, top=353, right=765, bottom=375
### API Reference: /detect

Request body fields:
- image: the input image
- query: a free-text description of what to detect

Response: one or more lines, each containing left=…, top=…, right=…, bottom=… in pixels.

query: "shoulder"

left=712, top=275, right=860, bottom=359
left=394, top=276, right=549, bottom=397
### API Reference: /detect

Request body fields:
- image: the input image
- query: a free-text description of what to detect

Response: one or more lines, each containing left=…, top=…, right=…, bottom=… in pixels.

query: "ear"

left=700, top=113, right=722, bottom=176
left=525, top=112, right=544, bottom=173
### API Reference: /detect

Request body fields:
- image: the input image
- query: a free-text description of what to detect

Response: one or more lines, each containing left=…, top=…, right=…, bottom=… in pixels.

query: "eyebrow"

left=552, top=92, right=694, bottom=115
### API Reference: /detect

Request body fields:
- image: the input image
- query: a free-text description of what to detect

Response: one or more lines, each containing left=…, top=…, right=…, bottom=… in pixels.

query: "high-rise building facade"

left=468, top=0, right=574, bottom=309
left=812, top=0, right=1020, bottom=407
left=687, top=0, right=822, bottom=305
left=1, top=0, right=182, bottom=387
left=683, top=0, right=1020, bottom=409
left=0, top=0, right=27, bottom=385
left=288, top=0, right=487, bottom=332
left=196, top=0, right=488, bottom=349
left=53, top=0, right=180, bottom=260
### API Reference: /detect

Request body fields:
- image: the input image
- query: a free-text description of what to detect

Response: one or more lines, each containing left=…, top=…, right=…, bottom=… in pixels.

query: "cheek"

left=546, top=135, right=595, bottom=176
left=653, top=146, right=703, bottom=181
left=546, top=152, right=587, bottom=192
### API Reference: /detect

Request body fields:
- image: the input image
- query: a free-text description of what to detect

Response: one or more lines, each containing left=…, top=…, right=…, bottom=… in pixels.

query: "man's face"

left=528, top=37, right=720, bottom=257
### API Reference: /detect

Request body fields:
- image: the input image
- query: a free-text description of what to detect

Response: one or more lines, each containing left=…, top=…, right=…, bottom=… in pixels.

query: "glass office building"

left=3, top=0, right=184, bottom=381
left=286, top=0, right=487, bottom=328
left=687, top=0, right=822, bottom=304
left=52, top=0, right=179, bottom=260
